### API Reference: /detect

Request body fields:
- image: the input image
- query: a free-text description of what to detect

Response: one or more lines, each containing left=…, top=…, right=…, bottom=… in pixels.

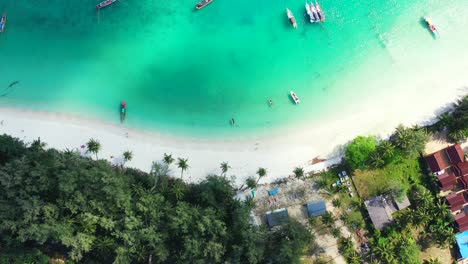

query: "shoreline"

left=1, top=86, right=467, bottom=185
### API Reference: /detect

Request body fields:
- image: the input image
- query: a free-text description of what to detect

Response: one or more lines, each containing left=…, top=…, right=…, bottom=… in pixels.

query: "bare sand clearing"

left=0, top=86, right=466, bottom=185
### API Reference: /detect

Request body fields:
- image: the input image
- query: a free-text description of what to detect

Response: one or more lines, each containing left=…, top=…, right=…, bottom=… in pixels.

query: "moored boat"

left=120, top=101, right=127, bottom=122
left=286, top=8, right=297, bottom=29
left=290, top=91, right=300, bottom=104
left=0, top=14, right=6, bottom=33
left=96, top=0, right=117, bottom=10
left=305, top=3, right=316, bottom=23
left=315, top=1, right=325, bottom=21
left=309, top=4, right=320, bottom=22
left=196, top=0, right=213, bottom=10
left=424, top=17, right=437, bottom=34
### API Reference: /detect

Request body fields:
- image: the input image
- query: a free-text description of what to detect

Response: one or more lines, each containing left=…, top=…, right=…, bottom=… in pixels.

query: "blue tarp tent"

left=456, top=231, right=468, bottom=259
left=307, top=201, right=327, bottom=217
left=266, top=208, right=289, bottom=227
left=268, top=188, right=279, bottom=196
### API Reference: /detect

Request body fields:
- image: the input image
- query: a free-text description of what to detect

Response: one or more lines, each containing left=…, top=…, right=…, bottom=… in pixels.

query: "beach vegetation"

left=0, top=134, right=314, bottom=263
left=30, top=137, right=47, bottom=151
left=432, top=95, right=468, bottom=142
left=245, top=176, right=257, bottom=189
left=220, top=161, right=230, bottom=176
left=390, top=125, right=429, bottom=158
left=345, top=135, right=378, bottom=169
left=264, top=219, right=314, bottom=264
left=0, top=134, right=26, bottom=165
left=163, top=153, right=174, bottom=165
left=423, top=257, right=443, bottom=264
left=176, top=157, right=189, bottom=179
left=332, top=198, right=341, bottom=208
left=123, top=150, right=133, bottom=163
left=256, top=167, right=267, bottom=184
left=293, top=167, right=305, bottom=179
left=86, top=138, right=101, bottom=159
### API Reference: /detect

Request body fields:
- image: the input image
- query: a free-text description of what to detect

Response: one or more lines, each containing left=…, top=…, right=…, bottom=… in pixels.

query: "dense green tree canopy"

left=434, top=95, right=468, bottom=142
left=345, top=136, right=378, bottom=170
left=0, top=134, right=312, bottom=263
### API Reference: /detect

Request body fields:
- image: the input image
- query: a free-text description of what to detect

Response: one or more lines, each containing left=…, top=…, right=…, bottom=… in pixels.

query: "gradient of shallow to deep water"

left=0, top=0, right=467, bottom=137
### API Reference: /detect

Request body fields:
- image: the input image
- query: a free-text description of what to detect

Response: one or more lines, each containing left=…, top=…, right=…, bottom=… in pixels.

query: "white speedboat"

left=309, top=4, right=320, bottom=22
left=290, top=91, right=300, bottom=104
left=305, top=3, right=316, bottom=23
left=286, top=8, right=297, bottom=28
left=315, top=1, right=325, bottom=21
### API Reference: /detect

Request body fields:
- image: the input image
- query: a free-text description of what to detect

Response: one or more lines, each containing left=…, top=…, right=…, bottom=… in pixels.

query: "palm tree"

left=123, top=150, right=133, bottom=164
left=378, top=140, right=395, bottom=159
left=321, top=212, right=335, bottom=226
left=293, top=167, right=305, bottom=179
left=30, top=137, right=47, bottom=151
left=163, top=153, right=174, bottom=166
left=392, top=124, right=411, bottom=149
left=256, top=167, right=267, bottom=184
left=415, top=208, right=431, bottom=227
left=150, top=161, right=169, bottom=187
left=423, top=257, right=443, bottom=264
left=370, top=153, right=385, bottom=168
left=220, top=162, right=231, bottom=176
left=373, top=241, right=396, bottom=264
left=172, top=180, right=186, bottom=200
left=177, top=158, right=189, bottom=179
left=245, top=176, right=257, bottom=190
left=86, top=138, right=101, bottom=159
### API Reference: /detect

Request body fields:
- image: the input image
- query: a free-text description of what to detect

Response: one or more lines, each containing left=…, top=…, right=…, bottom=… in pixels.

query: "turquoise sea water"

left=0, top=0, right=467, bottom=137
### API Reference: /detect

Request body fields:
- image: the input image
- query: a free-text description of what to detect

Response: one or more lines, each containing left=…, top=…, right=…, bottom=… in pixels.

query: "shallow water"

left=0, top=0, right=467, bottom=137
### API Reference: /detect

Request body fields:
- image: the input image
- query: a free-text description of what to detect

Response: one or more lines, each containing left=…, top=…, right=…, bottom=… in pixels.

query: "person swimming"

left=231, top=118, right=235, bottom=125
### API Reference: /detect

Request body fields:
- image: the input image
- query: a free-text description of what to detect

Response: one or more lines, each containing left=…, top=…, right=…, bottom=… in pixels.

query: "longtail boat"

left=97, top=0, right=117, bottom=10
left=315, top=1, right=325, bottom=21
left=286, top=8, right=297, bottom=29
left=0, top=14, right=6, bottom=33
left=424, top=17, right=437, bottom=34
left=120, top=101, right=127, bottom=122
left=196, top=0, right=213, bottom=10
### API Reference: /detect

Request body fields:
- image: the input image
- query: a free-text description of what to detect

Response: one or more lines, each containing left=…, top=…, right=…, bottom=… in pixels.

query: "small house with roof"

left=456, top=212, right=468, bottom=233
left=438, top=172, right=458, bottom=192
left=446, top=192, right=468, bottom=212
left=455, top=162, right=468, bottom=177
left=266, top=208, right=289, bottom=228
left=456, top=231, right=468, bottom=262
left=364, top=195, right=411, bottom=230
left=425, top=144, right=466, bottom=174
left=306, top=201, right=327, bottom=217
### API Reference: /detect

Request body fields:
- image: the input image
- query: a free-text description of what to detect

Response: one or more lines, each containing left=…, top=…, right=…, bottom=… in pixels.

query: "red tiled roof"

left=446, top=144, right=465, bottom=164
left=456, top=213, right=468, bottom=232
left=446, top=192, right=467, bottom=212
left=438, top=172, right=458, bottom=191
left=455, top=162, right=468, bottom=177
left=425, top=152, right=450, bottom=173
left=460, top=175, right=468, bottom=190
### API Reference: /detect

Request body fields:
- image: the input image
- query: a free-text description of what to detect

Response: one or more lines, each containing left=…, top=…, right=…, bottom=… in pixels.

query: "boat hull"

left=424, top=17, right=437, bottom=33
left=315, top=2, right=325, bottom=21
left=196, top=0, right=213, bottom=10
left=97, top=0, right=117, bottom=9
left=290, top=91, right=300, bottom=104
left=286, top=9, right=297, bottom=28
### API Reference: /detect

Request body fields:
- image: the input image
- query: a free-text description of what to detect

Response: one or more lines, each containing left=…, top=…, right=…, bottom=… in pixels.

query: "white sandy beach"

left=0, top=81, right=466, bottom=185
